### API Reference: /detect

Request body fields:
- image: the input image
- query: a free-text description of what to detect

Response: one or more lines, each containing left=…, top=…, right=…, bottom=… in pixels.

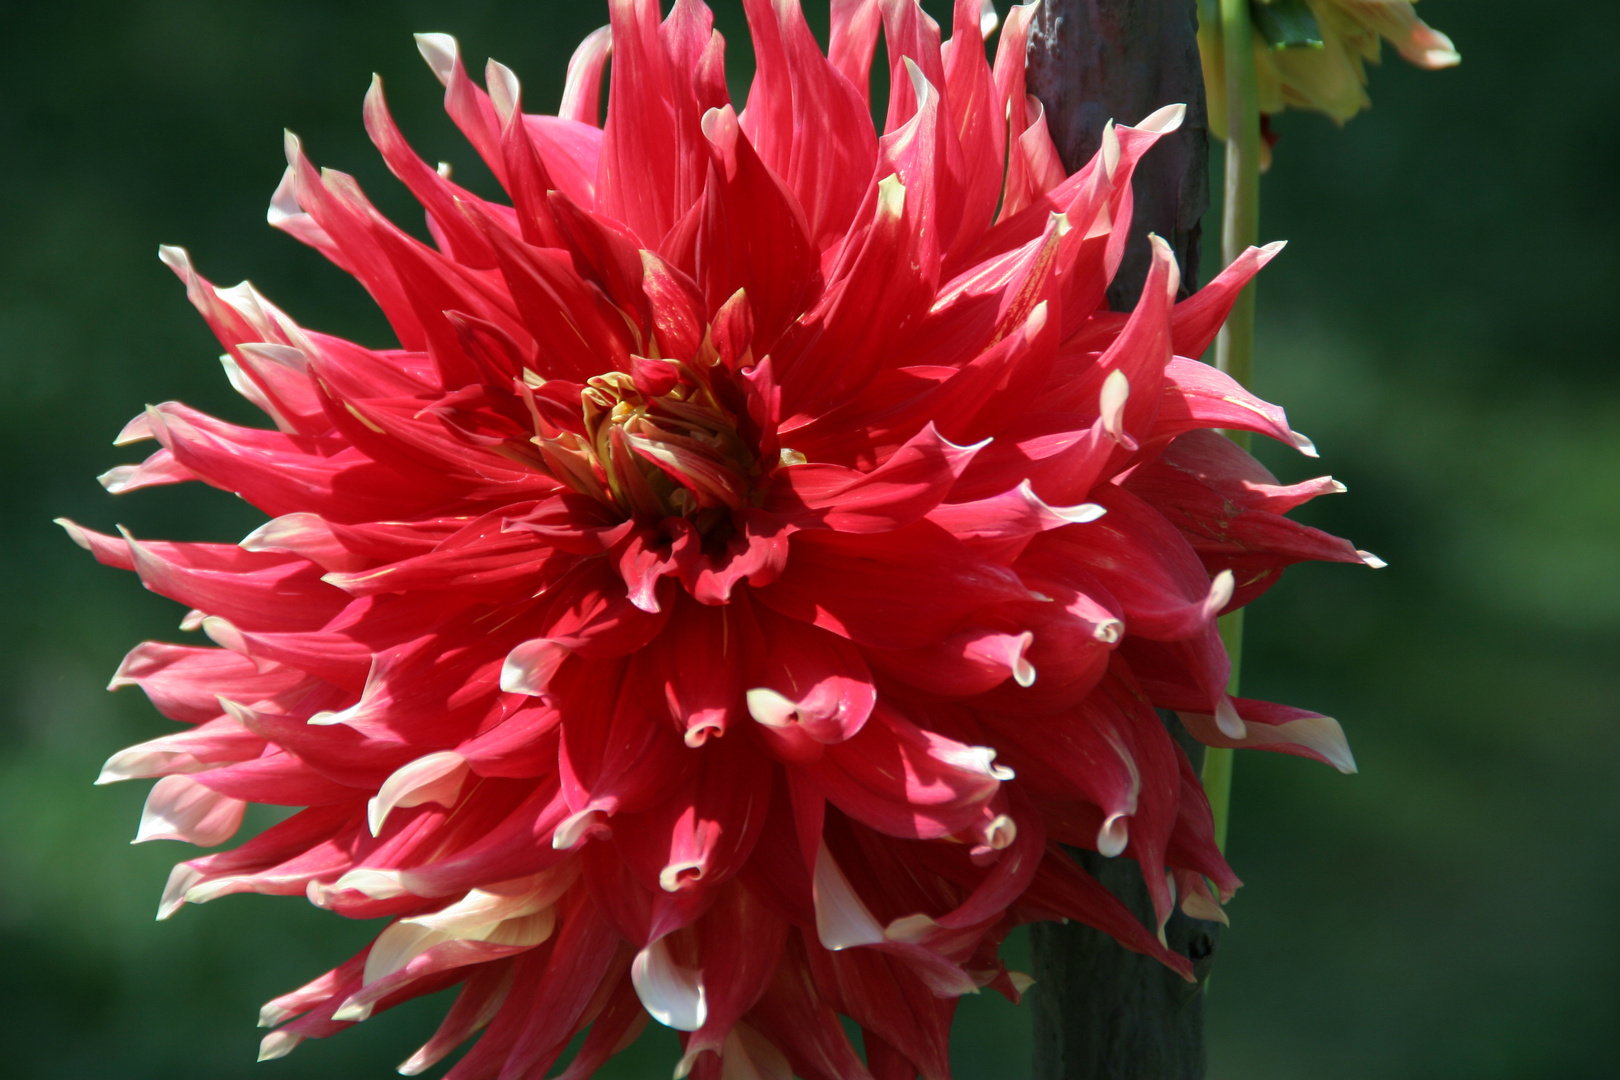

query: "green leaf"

left=1250, top=0, right=1324, bottom=50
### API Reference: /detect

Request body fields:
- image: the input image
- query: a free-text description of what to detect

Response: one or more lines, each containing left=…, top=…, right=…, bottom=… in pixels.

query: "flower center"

left=532, top=367, right=757, bottom=528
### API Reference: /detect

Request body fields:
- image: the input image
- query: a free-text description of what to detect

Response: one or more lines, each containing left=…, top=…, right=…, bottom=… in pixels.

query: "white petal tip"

left=978, top=0, right=999, bottom=38
left=1214, top=698, right=1247, bottom=740
left=414, top=33, right=459, bottom=85
left=1099, top=369, right=1130, bottom=443
left=1358, top=550, right=1387, bottom=569
left=331, top=1001, right=372, bottom=1023
left=1097, top=812, right=1129, bottom=858
left=258, top=1031, right=303, bottom=1062
left=258, top=1005, right=294, bottom=1029
left=631, top=941, right=709, bottom=1032
left=1008, top=971, right=1036, bottom=994
left=1290, top=431, right=1319, bottom=458
left=1055, top=502, right=1106, bottom=524
left=54, top=518, right=91, bottom=550
left=1137, top=103, right=1186, bottom=134
left=1206, top=569, right=1235, bottom=615
left=745, top=687, right=797, bottom=728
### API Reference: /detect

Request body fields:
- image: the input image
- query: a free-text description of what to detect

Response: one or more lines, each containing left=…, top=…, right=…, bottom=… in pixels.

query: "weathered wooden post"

left=1024, top=3, right=1218, bottom=1078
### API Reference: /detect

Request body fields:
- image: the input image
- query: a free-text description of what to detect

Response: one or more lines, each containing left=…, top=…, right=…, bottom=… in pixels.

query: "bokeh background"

left=2, top=1, right=1614, bottom=1077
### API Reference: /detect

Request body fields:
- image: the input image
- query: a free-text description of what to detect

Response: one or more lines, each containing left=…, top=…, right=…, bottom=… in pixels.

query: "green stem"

left=1202, top=0, right=1262, bottom=853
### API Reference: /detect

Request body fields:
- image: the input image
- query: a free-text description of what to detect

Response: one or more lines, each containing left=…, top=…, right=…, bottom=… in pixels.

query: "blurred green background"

left=2, top=1, right=1613, bottom=1077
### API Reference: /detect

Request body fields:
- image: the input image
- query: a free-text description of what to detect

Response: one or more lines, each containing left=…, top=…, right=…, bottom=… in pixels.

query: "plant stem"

left=1203, top=0, right=1262, bottom=853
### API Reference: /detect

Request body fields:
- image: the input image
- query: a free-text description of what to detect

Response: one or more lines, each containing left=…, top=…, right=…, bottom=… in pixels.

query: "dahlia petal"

left=597, top=0, right=712, bottom=245
left=456, top=703, right=562, bottom=779
left=1024, top=485, right=1228, bottom=642
left=805, top=941, right=954, bottom=1080
left=1144, top=429, right=1346, bottom=516
left=96, top=717, right=266, bottom=785
left=414, top=33, right=508, bottom=187
left=467, top=207, right=633, bottom=381
left=1048, top=234, right=1180, bottom=446
left=560, top=25, right=613, bottom=126
left=899, top=788, right=1046, bottom=937
left=878, top=1, right=948, bottom=135
left=98, top=445, right=199, bottom=494
left=337, top=933, right=545, bottom=1024
left=167, top=804, right=358, bottom=914
left=698, top=103, right=818, bottom=352
left=135, top=774, right=248, bottom=846
left=282, top=134, right=430, bottom=352
left=240, top=513, right=367, bottom=574
left=1155, top=356, right=1318, bottom=455
left=557, top=656, right=692, bottom=827
left=739, top=0, right=877, bottom=251
left=676, top=889, right=791, bottom=1073
left=1167, top=240, right=1287, bottom=359
left=940, top=0, right=1003, bottom=262
left=548, top=192, right=649, bottom=325
left=1178, top=698, right=1357, bottom=774
left=633, top=935, right=709, bottom=1030
left=755, top=522, right=1030, bottom=650
left=156, top=245, right=306, bottom=364
left=982, top=702, right=1139, bottom=856
left=368, top=751, right=471, bottom=836
left=201, top=616, right=373, bottom=691
left=833, top=296, right=1053, bottom=453
left=640, top=249, right=708, bottom=360
left=987, top=2, right=1039, bottom=223
left=396, top=961, right=515, bottom=1075
left=746, top=937, right=875, bottom=1080
left=228, top=341, right=348, bottom=440
left=267, top=165, right=352, bottom=272
left=365, top=75, right=498, bottom=269
left=865, top=626, right=1036, bottom=698
left=223, top=346, right=324, bottom=440
left=192, top=750, right=364, bottom=807
left=500, top=638, right=571, bottom=697
left=705, top=1024, right=795, bottom=1080
left=1122, top=435, right=1373, bottom=607
left=655, top=597, right=743, bottom=746
left=217, top=696, right=417, bottom=789
left=807, top=704, right=1005, bottom=840
left=1164, top=747, right=1241, bottom=903
left=773, top=422, right=983, bottom=534
left=112, top=526, right=346, bottom=632
left=1020, top=847, right=1193, bottom=980
left=361, top=874, right=567, bottom=980
left=927, top=479, right=1104, bottom=547
left=549, top=976, right=650, bottom=1080
left=322, top=508, right=573, bottom=600
left=257, top=1031, right=303, bottom=1061
left=370, top=780, right=572, bottom=900
left=615, top=731, right=771, bottom=900
left=488, top=61, right=568, bottom=252
left=142, top=401, right=457, bottom=524
left=780, top=170, right=931, bottom=421
left=828, top=0, right=883, bottom=112
left=534, top=561, right=674, bottom=658
left=487, top=899, right=625, bottom=1079
left=1118, top=629, right=1236, bottom=727
left=812, top=841, right=887, bottom=951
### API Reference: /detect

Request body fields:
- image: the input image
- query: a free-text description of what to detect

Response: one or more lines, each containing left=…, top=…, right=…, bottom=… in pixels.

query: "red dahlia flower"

left=65, top=1, right=1379, bottom=1077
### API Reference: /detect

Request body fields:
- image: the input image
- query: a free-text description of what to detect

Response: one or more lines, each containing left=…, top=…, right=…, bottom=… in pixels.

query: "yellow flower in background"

left=1202, top=0, right=1459, bottom=161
